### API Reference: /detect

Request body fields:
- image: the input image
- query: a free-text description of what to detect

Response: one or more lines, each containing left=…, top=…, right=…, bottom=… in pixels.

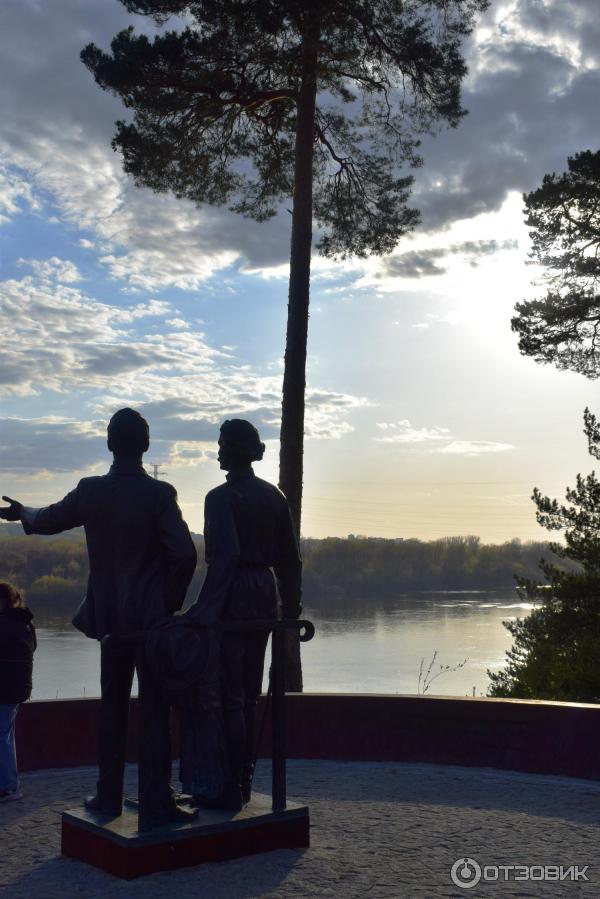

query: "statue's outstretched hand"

left=0, top=496, right=23, bottom=521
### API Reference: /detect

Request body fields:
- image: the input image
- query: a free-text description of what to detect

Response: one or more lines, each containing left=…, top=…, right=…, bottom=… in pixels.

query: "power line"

left=301, top=505, right=538, bottom=520
left=306, top=479, right=572, bottom=487
left=148, top=462, right=167, bottom=480
left=304, top=493, right=531, bottom=508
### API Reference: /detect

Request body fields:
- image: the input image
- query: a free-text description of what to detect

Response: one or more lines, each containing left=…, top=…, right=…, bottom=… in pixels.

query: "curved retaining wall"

left=16, top=694, right=600, bottom=781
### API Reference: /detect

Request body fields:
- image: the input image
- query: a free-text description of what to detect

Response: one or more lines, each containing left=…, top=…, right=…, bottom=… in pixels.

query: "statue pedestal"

left=61, top=794, right=309, bottom=879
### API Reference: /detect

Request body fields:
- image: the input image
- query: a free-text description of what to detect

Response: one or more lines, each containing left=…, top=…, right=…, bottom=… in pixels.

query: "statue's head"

left=218, top=419, right=265, bottom=471
left=107, top=408, right=150, bottom=460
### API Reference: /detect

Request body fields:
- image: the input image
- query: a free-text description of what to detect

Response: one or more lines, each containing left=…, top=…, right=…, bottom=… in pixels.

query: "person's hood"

left=1, top=606, right=34, bottom=625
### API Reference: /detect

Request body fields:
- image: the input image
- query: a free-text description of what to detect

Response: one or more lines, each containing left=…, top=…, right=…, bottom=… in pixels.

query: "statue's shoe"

left=241, top=763, right=254, bottom=805
left=143, top=803, right=199, bottom=829
left=84, top=794, right=122, bottom=816
left=192, top=784, right=243, bottom=812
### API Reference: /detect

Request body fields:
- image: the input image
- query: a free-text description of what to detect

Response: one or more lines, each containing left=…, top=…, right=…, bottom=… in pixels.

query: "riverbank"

left=0, top=529, right=554, bottom=617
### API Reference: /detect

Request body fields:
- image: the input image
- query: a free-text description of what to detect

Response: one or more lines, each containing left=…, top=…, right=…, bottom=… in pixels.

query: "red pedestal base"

left=61, top=793, right=309, bottom=879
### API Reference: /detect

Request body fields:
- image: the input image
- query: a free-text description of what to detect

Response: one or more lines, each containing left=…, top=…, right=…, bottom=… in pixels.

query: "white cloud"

left=115, top=299, right=172, bottom=321
left=98, top=241, right=239, bottom=293
left=0, top=269, right=218, bottom=397
left=167, top=440, right=215, bottom=468
left=304, top=390, right=369, bottom=440
left=0, top=265, right=366, bottom=471
left=438, top=440, right=515, bottom=456
left=413, top=0, right=600, bottom=231
left=375, top=420, right=451, bottom=444
left=0, top=165, right=40, bottom=224
left=18, top=256, right=82, bottom=283
left=474, top=0, right=600, bottom=71
left=0, top=0, right=293, bottom=289
left=374, top=421, right=515, bottom=456
left=0, top=417, right=105, bottom=474
left=410, top=312, right=463, bottom=330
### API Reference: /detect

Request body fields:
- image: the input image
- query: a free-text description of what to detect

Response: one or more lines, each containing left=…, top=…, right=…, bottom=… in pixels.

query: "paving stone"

left=0, top=761, right=599, bottom=897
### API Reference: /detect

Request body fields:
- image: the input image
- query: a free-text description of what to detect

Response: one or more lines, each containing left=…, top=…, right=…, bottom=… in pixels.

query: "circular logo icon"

left=451, top=858, right=482, bottom=889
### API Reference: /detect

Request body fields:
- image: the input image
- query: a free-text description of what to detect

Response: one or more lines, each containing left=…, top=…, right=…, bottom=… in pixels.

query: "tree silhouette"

left=512, top=150, right=600, bottom=377
left=82, top=0, right=488, bottom=688
left=489, top=409, right=600, bottom=701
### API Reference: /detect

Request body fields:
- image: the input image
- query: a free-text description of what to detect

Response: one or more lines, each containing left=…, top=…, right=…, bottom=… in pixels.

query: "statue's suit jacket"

left=21, top=459, right=197, bottom=639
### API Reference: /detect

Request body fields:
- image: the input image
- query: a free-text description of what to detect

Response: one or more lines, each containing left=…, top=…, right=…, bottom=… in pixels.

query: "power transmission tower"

left=148, top=462, right=166, bottom=480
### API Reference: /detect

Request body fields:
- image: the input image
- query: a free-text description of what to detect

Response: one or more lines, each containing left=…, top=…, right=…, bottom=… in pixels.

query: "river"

left=30, top=590, right=531, bottom=700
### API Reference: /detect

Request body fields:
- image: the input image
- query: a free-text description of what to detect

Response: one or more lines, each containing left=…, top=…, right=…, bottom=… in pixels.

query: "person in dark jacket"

left=0, top=408, right=198, bottom=829
left=0, top=582, right=36, bottom=802
left=185, top=418, right=302, bottom=809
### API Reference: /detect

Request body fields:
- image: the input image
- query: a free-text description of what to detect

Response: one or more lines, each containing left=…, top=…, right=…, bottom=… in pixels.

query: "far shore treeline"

left=0, top=525, right=557, bottom=619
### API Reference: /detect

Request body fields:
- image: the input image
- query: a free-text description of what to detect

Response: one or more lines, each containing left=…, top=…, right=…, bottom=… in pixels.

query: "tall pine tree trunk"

left=279, top=11, right=319, bottom=692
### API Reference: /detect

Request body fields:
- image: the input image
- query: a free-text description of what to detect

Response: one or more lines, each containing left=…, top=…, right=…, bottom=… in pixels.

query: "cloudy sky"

left=1, top=0, right=599, bottom=542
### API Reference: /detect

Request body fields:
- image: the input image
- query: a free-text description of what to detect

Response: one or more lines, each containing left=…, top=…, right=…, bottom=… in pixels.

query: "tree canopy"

left=489, top=409, right=600, bottom=702
left=512, top=150, right=600, bottom=378
left=82, top=0, right=487, bottom=259
left=0, top=529, right=551, bottom=620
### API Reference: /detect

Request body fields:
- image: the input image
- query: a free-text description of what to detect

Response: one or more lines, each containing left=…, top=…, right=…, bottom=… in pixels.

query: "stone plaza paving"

left=1, top=759, right=599, bottom=898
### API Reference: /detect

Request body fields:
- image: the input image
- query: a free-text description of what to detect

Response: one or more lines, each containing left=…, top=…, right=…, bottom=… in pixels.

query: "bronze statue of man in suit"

left=0, top=408, right=198, bottom=829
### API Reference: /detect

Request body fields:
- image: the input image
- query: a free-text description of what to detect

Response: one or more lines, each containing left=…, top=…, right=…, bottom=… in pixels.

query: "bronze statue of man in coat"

left=1, top=408, right=198, bottom=830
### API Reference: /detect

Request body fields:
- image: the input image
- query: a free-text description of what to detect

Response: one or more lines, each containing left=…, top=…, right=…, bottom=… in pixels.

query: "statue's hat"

left=144, top=619, right=219, bottom=696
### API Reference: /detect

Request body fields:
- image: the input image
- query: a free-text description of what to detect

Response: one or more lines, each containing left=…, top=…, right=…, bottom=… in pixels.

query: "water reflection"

left=30, top=590, right=531, bottom=700
left=300, top=590, right=531, bottom=697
